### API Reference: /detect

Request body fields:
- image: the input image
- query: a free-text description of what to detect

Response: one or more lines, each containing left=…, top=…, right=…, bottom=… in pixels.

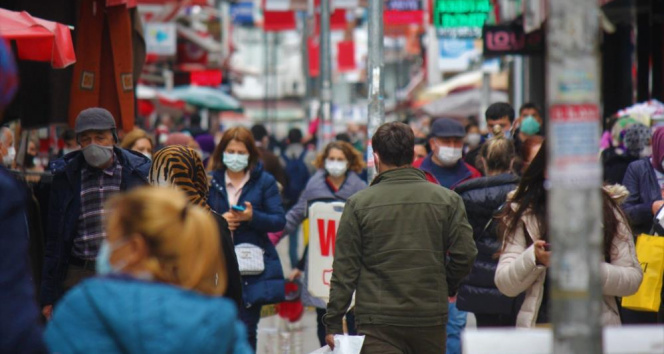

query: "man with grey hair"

left=0, top=126, right=15, bottom=167
left=41, top=108, right=151, bottom=319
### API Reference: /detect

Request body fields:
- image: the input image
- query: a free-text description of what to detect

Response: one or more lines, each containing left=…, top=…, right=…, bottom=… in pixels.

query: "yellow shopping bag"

left=621, top=234, right=664, bottom=312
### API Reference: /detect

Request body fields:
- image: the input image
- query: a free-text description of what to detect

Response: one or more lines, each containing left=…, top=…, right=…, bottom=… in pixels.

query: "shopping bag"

left=621, top=233, right=664, bottom=312
left=308, top=335, right=365, bottom=354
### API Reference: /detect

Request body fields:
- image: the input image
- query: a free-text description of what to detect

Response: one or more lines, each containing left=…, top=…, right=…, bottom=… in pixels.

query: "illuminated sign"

left=434, top=0, right=491, bottom=38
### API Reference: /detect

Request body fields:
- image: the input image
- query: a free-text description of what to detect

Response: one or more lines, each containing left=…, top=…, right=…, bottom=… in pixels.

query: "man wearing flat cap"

left=414, top=118, right=482, bottom=189
left=41, top=108, right=150, bottom=319
left=412, top=117, right=481, bottom=354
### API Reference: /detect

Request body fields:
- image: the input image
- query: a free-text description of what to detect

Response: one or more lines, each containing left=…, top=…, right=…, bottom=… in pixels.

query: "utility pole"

left=318, top=0, right=333, bottom=150
left=547, top=1, right=603, bottom=353
left=366, top=0, right=385, bottom=182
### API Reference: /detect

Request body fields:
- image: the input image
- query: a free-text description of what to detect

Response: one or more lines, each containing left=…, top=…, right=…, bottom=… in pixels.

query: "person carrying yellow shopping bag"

left=622, top=234, right=664, bottom=312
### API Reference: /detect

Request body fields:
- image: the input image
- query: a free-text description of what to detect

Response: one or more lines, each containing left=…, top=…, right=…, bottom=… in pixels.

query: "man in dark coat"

left=41, top=108, right=150, bottom=319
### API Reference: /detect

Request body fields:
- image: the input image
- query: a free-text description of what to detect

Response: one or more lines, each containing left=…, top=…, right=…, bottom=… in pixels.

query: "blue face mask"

left=95, top=239, right=128, bottom=275
left=223, top=153, right=249, bottom=172
left=520, top=116, right=541, bottom=135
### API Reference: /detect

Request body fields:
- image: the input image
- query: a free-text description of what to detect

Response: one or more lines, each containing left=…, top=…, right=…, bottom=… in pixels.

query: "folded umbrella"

left=0, top=8, right=76, bottom=69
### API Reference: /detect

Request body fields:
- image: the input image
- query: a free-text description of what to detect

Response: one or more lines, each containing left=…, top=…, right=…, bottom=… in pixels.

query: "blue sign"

left=231, top=2, right=254, bottom=25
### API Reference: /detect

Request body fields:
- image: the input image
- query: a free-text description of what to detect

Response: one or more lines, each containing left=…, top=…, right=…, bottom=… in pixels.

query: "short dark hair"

left=250, top=124, right=268, bottom=142
left=61, top=128, right=76, bottom=141
left=287, top=128, right=303, bottom=144
left=335, top=132, right=351, bottom=143
left=465, top=122, right=479, bottom=133
left=519, top=102, right=541, bottom=115
left=372, top=122, right=414, bottom=167
left=485, top=102, right=515, bottom=123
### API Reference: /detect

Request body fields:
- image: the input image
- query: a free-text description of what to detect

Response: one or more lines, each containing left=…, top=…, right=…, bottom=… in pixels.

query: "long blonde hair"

left=106, top=187, right=227, bottom=296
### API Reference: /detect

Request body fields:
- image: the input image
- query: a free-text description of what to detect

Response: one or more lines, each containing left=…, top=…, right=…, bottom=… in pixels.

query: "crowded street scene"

left=2, top=0, right=664, bottom=353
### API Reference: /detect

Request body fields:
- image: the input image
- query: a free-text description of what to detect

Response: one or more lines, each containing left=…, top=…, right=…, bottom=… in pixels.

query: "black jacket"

left=211, top=213, right=242, bottom=307
left=454, top=173, right=521, bottom=315
left=41, top=148, right=150, bottom=305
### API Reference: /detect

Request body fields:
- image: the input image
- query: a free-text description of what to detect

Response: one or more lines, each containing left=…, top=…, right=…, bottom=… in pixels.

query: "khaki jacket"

left=495, top=191, right=643, bottom=327
left=324, top=168, right=477, bottom=333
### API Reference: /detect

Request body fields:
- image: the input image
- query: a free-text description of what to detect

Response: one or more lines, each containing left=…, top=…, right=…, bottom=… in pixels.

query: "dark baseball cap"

left=430, top=118, right=465, bottom=138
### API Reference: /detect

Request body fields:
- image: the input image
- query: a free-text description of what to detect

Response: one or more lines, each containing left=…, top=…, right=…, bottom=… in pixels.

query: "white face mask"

left=223, top=153, right=249, bottom=172
left=436, top=146, right=462, bottom=166
left=142, top=152, right=152, bottom=160
left=466, top=133, right=481, bottom=148
left=3, top=146, right=15, bottom=166
left=641, top=146, right=652, bottom=158
left=325, top=159, right=348, bottom=177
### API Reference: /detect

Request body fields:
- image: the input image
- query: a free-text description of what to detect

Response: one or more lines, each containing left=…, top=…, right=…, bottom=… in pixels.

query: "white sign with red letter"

left=307, top=202, right=345, bottom=301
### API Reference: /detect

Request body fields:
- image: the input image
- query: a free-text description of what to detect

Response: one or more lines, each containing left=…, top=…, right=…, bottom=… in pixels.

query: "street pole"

left=424, top=0, right=440, bottom=86
left=318, top=0, right=333, bottom=151
left=547, top=1, right=603, bottom=353
left=366, top=0, right=385, bottom=182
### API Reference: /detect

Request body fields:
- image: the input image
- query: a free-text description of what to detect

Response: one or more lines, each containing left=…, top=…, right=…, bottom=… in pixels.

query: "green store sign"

left=434, top=0, right=492, bottom=38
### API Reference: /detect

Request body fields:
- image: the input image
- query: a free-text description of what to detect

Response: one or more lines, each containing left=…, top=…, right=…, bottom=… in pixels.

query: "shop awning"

left=0, top=8, right=76, bottom=68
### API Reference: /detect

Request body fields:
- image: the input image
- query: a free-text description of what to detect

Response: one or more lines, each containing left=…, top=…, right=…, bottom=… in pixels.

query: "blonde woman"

left=44, top=188, right=251, bottom=353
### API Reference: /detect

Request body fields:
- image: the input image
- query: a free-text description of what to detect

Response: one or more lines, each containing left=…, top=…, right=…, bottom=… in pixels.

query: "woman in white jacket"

left=494, top=144, right=643, bottom=327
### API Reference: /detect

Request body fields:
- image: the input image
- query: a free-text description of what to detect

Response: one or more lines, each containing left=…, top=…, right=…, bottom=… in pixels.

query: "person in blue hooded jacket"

left=207, top=126, right=287, bottom=350
left=45, top=187, right=252, bottom=354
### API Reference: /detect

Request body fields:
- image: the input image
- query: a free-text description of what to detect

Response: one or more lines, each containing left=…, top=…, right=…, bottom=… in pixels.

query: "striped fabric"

left=72, top=155, right=123, bottom=260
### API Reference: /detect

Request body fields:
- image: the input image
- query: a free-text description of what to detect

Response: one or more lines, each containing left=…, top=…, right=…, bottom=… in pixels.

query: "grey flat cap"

left=75, top=108, right=116, bottom=134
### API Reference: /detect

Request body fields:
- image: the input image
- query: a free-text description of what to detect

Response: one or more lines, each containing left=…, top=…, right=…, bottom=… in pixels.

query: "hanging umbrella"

left=0, top=8, right=76, bottom=69
left=160, top=86, right=243, bottom=112
left=421, top=89, right=509, bottom=118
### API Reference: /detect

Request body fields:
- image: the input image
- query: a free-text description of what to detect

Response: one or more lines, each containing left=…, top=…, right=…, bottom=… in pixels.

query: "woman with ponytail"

left=44, top=187, right=252, bottom=354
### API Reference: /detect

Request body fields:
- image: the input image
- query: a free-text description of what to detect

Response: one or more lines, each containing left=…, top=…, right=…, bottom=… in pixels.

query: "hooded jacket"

left=495, top=187, right=643, bottom=327
left=323, top=168, right=476, bottom=333
left=208, top=163, right=287, bottom=307
left=41, top=147, right=150, bottom=306
left=45, top=277, right=251, bottom=354
left=454, top=173, right=520, bottom=315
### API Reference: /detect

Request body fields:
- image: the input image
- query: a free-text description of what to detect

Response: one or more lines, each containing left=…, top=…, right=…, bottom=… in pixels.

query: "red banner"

left=264, top=11, right=297, bottom=31
left=337, top=40, right=355, bottom=72
left=384, top=10, right=424, bottom=26
left=308, top=38, right=320, bottom=77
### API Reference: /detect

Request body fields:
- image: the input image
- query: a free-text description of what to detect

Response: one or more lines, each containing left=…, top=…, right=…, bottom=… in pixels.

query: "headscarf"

left=623, top=124, right=650, bottom=157
left=651, top=127, right=664, bottom=173
left=610, top=117, right=637, bottom=149
left=149, top=145, right=210, bottom=210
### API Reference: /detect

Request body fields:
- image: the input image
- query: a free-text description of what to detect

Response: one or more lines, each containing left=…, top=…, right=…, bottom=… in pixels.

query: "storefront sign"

left=231, top=2, right=254, bottom=25
left=145, top=23, right=176, bottom=56
left=434, top=0, right=491, bottom=38
left=483, top=24, right=544, bottom=56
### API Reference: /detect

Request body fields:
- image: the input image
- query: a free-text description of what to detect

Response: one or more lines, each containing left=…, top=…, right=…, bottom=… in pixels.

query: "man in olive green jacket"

left=324, top=122, right=477, bottom=353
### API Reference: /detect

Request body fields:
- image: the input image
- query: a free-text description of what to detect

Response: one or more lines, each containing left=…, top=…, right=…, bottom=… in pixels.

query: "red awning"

left=0, top=8, right=76, bottom=68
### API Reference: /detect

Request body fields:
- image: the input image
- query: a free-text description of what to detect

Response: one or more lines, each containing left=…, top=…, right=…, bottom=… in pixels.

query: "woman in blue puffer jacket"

left=455, top=132, right=522, bottom=327
left=207, top=126, right=286, bottom=350
left=45, top=187, right=251, bottom=354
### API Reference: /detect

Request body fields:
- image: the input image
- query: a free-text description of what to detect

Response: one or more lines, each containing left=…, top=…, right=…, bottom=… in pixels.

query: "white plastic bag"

left=308, top=335, right=365, bottom=354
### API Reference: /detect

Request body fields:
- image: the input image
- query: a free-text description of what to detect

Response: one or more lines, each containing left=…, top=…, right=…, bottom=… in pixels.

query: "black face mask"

left=25, top=153, right=36, bottom=168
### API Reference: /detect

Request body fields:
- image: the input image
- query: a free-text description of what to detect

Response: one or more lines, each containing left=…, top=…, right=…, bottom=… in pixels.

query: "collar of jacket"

left=57, top=147, right=149, bottom=187
left=454, top=173, right=519, bottom=194
left=371, top=167, right=426, bottom=186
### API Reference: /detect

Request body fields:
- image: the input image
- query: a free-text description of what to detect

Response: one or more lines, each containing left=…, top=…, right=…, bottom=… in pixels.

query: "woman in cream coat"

left=495, top=145, right=643, bottom=327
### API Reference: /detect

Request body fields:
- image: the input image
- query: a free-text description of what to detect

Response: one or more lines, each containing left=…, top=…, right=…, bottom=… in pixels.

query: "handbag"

left=234, top=243, right=265, bottom=276
left=621, top=233, right=664, bottom=312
